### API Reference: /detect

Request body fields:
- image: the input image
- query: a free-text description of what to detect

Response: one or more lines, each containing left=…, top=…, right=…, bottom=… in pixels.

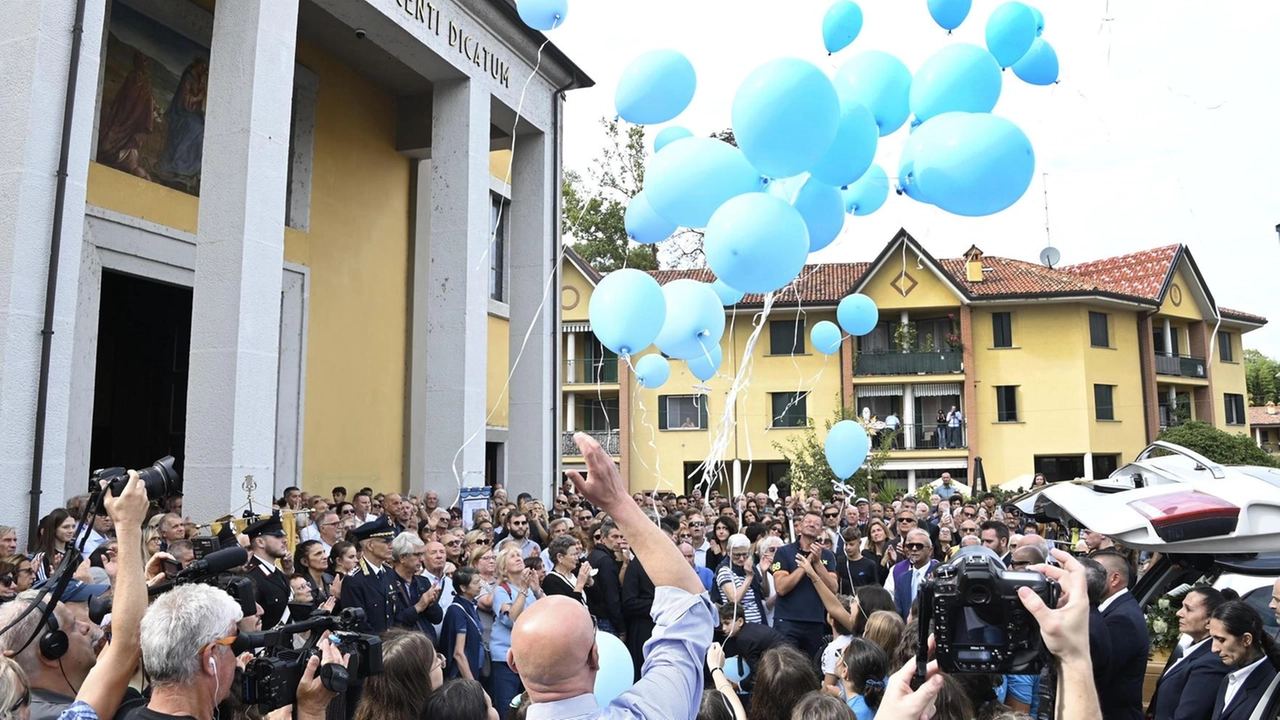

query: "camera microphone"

left=175, top=546, right=248, bottom=582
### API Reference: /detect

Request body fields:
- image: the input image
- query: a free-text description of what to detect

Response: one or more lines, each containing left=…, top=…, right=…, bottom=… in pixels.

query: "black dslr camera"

left=238, top=608, right=383, bottom=713
left=916, top=546, right=1059, bottom=677
left=89, top=456, right=181, bottom=500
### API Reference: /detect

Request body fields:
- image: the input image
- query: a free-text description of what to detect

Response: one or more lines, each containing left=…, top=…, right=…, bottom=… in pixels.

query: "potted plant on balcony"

left=943, top=314, right=963, bottom=352
left=893, top=322, right=917, bottom=353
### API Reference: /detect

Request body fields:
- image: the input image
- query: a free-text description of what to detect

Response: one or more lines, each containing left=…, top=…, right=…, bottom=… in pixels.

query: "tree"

left=772, top=400, right=895, bottom=501
left=562, top=119, right=657, bottom=272
left=1245, top=349, right=1279, bottom=406
left=1156, top=421, right=1280, bottom=468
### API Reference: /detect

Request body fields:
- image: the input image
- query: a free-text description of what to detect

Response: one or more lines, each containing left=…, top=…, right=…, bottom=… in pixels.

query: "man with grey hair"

left=958, top=534, right=981, bottom=549
left=389, top=531, right=443, bottom=643
left=885, top=528, right=937, bottom=618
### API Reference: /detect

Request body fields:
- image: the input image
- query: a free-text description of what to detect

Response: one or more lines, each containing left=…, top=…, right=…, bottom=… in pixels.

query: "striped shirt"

left=715, top=563, right=762, bottom=624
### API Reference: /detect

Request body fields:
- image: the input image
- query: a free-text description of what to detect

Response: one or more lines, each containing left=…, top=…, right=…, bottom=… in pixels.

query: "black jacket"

left=246, top=556, right=291, bottom=630
left=1088, top=606, right=1113, bottom=696
left=585, top=547, right=625, bottom=633
left=391, top=570, right=444, bottom=645
left=1211, top=660, right=1279, bottom=720
left=723, top=622, right=789, bottom=692
left=1100, top=592, right=1150, bottom=720
left=1149, top=640, right=1230, bottom=720
left=622, top=557, right=656, bottom=681
left=340, top=557, right=399, bottom=634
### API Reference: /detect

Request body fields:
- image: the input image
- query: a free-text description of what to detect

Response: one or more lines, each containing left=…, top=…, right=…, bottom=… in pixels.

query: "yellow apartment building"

left=559, top=231, right=1267, bottom=494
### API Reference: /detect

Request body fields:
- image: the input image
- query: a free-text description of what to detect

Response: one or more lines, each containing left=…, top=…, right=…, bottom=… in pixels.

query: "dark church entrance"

left=90, top=271, right=192, bottom=476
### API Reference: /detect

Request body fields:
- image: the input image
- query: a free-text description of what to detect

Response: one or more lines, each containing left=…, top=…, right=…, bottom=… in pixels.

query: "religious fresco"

left=96, top=4, right=209, bottom=196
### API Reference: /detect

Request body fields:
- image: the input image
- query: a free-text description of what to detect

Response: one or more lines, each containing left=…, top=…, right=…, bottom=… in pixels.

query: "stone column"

left=902, top=384, right=915, bottom=449
left=1162, top=318, right=1174, bottom=356
left=423, top=79, right=491, bottom=498
left=185, top=0, right=299, bottom=521
left=506, top=129, right=557, bottom=502
left=0, top=0, right=106, bottom=535
left=1137, top=314, right=1160, bottom=442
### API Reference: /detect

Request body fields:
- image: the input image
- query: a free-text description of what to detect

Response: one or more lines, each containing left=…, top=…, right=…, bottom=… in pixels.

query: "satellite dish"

left=1039, top=246, right=1061, bottom=269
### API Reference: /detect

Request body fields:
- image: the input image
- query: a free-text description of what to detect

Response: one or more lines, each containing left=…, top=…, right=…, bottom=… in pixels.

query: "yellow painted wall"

left=625, top=307, right=844, bottom=494
left=861, top=253, right=963, bottom=312
left=1213, top=325, right=1250, bottom=435
left=1081, top=306, right=1146, bottom=460
left=87, top=42, right=413, bottom=493
left=560, top=261, right=594, bottom=323
left=1157, top=267, right=1206, bottom=322
left=487, top=314, right=511, bottom=427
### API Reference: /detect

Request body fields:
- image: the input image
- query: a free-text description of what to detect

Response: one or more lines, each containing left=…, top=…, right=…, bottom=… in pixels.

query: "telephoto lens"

left=135, top=456, right=181, bottom=500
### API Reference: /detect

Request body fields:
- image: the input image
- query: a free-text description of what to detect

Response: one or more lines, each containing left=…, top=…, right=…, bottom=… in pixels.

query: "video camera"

left=916, top=546, right=1059, bottom=677
left=237, top=607, right=383, bottom=713
left=88, top=546, right=256, bottom=624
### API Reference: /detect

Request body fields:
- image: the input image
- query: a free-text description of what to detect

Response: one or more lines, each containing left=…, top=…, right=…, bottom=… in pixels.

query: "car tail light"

left=1127, top=491, right=1240, bottom=543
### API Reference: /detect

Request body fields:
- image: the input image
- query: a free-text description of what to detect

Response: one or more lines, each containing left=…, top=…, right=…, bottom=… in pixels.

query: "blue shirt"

left=526, top=587, right=713, bottom=720
left=492, top=582, right=538, bottom=666
left=58, top=702, right=98, bottom=720
left=442, top=596, right=486, bottom=680
left=847, top=694, right=875, bottom=720
left=1001, top=673, right=1040, bottom=716
left=771, top=541, right=837, bottom=623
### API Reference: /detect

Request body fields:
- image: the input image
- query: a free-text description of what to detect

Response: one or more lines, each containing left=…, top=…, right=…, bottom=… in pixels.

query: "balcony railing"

left=1158, top=403, right=1189, bottom=432
left=854, top=351, right=962, bottom=376
left=1154, top=354, right=1207, bottom=379
left=562, top=430, right=621, bottom=456
left=878, top=423, right=967, bottom=451
left=564, top=357, right=619, bottom=384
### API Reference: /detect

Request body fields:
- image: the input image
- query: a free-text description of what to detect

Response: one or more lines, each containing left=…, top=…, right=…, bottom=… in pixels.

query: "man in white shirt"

left=685, top=512, right=710, bottom=567
left=76, top=512, right=114, bottom=554
left=884, top=529, right=937, bottom=618
left=421, top=539, right=455, bottom=640
left=1147, top=587, right=1229, bottom=720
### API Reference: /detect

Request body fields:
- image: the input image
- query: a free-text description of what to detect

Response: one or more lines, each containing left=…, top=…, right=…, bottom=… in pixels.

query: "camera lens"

left=137, top=456, right=181, bottom=500
left=967, top=586, right=992, bottom=605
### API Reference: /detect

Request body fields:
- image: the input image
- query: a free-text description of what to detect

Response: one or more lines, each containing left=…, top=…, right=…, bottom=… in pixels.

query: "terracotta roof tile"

left=1249, top=406, right=1280, bottom=426
left=1060, top=244, right=1181, bottom=301
left=650, top=263, right=870, bottom=306
left=937, top=257, right=1102, bottom=297
left=1220, top=307, right=1268, bottom=325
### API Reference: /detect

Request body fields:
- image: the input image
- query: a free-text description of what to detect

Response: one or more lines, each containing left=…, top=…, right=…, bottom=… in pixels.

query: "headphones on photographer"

left=34, top=603, right=68, bottom=661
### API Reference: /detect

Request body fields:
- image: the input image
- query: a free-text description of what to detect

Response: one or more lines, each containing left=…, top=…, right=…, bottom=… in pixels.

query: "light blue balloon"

left=624, top=191, right=677, bottom=245
left=704, top=193, right=810, bottom=294
left=654, top=126, right=693, bottom=153
left=912, top=112, right=1035, bottom=217
left=516, top=0, right=568, bottom=31
left=842, top=164, right=889, bottom=215
left=654, top=280, right=726, bottom=360
left=811, top=320, right=843, bottom=355
left=826, top=419, right=871, bottom=480
left=593, top=631, right=635, bottom=707
left=1030, top=6, right=1045, bottom=36
left=808, top=102, right=879, bottom=188
left=687, top=344, right=723, bottom=382
left=768, top=176, right=846, bottom=253
left=645, top=137, right=766, bottom=229
left=927, top=0, right=972, bottom=32
left=615, top=50, right=697, bottom=125
left=822, top=1, right=864, bottom=54
left=588, top=269, right=666, bottom=357
left=732, top=58, right=841, bottom=179
left=985, top=2, right=1037, bottom=68
left=837, top=293, right=879, bottom=336
left=723, top=657, right=751, bottom=683
left=833, top=51, right=913, bottom=137
left=634, top=354, right=671, bottom=389
left=712, top=279, right=745, bottom=306
left=909, top=43, right=1002, bottom=123
left=1012, top=38, right=1059, bottom=86
left=896, top=128, right=933, bottom=203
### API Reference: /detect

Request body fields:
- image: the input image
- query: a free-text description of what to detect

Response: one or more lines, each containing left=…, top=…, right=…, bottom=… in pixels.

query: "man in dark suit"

left=389, top=530, right=444, bottom=645
left=244, top=513, right=291, bottom=629
left=340, top=515, right=401, bottom=634
left=1149, top=587, right=1231, bottom=720
left=1078, top=557, right=1113, bottom=701
left=586, top=519, right=627, bottom=638
left=1094, top=550, right=1149, bottom=720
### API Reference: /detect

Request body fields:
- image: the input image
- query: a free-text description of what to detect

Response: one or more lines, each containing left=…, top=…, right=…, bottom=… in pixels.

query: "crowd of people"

left=0, top=444, right=1275, bottom=720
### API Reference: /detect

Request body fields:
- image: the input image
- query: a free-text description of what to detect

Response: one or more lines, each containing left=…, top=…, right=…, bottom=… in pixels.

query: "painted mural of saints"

left=156, top=57, right=209, bottom=194
left=97, top=50, right=159, bottom=180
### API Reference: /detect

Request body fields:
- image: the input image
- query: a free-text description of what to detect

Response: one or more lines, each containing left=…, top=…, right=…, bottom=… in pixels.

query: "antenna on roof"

left=1039, top=173, right=1060, bottom=268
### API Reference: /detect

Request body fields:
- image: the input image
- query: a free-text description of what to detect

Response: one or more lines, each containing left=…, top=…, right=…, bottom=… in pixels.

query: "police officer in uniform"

left=340, top=515, right=400, bottom=634
left=339, top=515, right=401, bottom=717
left=244, top=513, right=292, bottom=629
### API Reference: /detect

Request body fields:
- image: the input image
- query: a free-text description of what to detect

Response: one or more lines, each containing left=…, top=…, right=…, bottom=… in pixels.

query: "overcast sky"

left=549, top=0, right=1280, bottom=358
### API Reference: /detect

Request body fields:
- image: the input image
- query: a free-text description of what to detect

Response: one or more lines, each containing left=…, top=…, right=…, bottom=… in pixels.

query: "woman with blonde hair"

left=492, top=546, right=543, bottom=713
left=861, top=610, right=905, bottom=659
left=0, top=655, right=29, bottom=720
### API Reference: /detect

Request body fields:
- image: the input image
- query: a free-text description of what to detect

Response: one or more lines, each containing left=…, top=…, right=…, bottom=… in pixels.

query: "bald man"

left=509, top=432, right=711, bottom=720
left=1094, top=551, right=1148, bottom=720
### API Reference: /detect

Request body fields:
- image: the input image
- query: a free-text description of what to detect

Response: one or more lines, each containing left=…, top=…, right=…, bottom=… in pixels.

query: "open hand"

left=567, top=432, right=628, bottom=512
left=1018, top=548, right=1091, bottom=664
left=103, top=472, right=148, bottom=530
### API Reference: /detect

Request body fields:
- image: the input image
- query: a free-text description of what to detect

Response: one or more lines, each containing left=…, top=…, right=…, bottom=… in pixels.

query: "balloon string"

left=624, top=356, right=669, bottom=500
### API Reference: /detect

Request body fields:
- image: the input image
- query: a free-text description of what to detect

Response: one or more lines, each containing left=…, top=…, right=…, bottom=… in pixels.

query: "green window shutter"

left=698, top=395, right=709, bottom=429
left=658, top=395, right=669, bottom=430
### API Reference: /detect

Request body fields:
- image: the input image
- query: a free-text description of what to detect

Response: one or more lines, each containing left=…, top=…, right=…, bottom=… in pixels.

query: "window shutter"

left=658, top=395, right=669, bottom=430
left=698, top=395, right=709, bottom=428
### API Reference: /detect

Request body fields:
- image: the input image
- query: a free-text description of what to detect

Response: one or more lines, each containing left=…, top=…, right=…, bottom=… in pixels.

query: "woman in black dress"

left=541, top=534, right=592, bottom=604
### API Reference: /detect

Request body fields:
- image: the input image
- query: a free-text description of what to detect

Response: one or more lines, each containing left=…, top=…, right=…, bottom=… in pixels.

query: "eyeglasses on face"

left=897, top=517, right=916, bottom=524
left=905, top=543, right=927, bottom=551
left=1009, top=560, right=1030, bottom=569
left=689, top=521, right=705, bottom=527
left=511, top=521, right=528, bottom=527
left=341, top=509, right=355, bottom=515
left=962, top=511, right=976, bottom=517
left=823, top=512, right=838, bottom=518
